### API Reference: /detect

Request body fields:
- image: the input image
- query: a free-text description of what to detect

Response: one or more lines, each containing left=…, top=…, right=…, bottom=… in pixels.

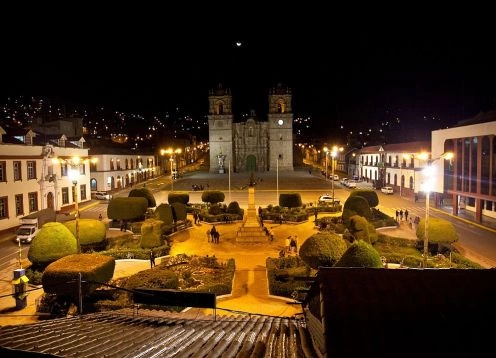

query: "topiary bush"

left=299, top=232, right=349, bottom=269
left=279, top=193, right=303, bottom=208
left=42, top=253, right=115, bottom=297
left=107, top=197, right=148, bottom=221
left=171, top=202, right=188, bottom=222
left=168, top=192, right=190, bottom=205
left=349, top=215, right=371, bottom=243
left=201, top=190, right=225, bottom=205
left=334, top=240, right=383, bottom=268
left=28, top=222, right=77, bottom=266
left=64, top=218, right=107, bottom=248
left=349, top=189, right=379, bottom=207
left=155, top=203, right=174, bottom=225
left=342, top=195, right=371, bottom=226
left=129, top=187, right=156, bottom=207
left=226, top=201, right=242, bottom=215
left=140, top=219, right=166, bottom=248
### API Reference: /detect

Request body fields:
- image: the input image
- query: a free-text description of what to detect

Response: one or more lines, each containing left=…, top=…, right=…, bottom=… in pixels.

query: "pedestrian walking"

left=395, top=210, right=399, bottom=222
left=206, top=228, right=211, bottom=243
left=399, top=209, right=404, bottom=221
left=98, top=213, right=102, bottom=221
left=210, top=225, right=217, bottom=242
left=314, top=208, right=318, bottom=222
left=404, top=209, right=409, bottom=222
left=149, top=249, right=156, bottom=268
left=285, top=236, right=291, bottom=253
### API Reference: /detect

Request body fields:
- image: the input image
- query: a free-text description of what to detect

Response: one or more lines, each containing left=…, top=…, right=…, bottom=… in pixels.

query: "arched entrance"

left=246, top=155, right=256, bottom=172
left=47, top=192, right=54, bottom=210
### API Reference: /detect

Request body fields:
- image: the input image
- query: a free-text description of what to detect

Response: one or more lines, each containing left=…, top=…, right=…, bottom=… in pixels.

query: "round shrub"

left=129, top=187, right=156, bottom=207
left=28, top=222, right=77, bottom=265
left=299, top=232, right=348, bottom=269
left=334, top=240, right=383, bottom=268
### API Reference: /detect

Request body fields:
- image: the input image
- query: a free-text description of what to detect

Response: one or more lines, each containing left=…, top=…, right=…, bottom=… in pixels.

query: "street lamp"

left=67, top=157, right=82, bottom=254
left=323, top=147, right=329, bottom=182
left=330, top=146, right=344, bottom=202
left=421, top=151, right=454, bottom=267
left=163, top=148, right=182, bottom=192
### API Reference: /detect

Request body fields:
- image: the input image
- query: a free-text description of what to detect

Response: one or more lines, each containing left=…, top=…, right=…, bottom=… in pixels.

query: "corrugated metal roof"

left=0, top=309, right=312, bottom=357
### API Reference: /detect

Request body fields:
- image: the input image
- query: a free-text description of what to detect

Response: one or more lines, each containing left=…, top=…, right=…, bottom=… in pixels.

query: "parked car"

left=94, top=191, right=112, bottom=200
left=318, top=194, right=335, bottom=203
left=346, top=180, right=357, bottom=188
left=381, top=186, right=394, bottom=194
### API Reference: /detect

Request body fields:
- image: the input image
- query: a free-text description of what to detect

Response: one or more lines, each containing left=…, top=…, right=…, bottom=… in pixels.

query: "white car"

left=346, top=180, right=357, bottom=188
left=94, top=191, right=112, bottom=200
left=318, top=194, right=335, bottom=203
left=381, top=186, right=394, bottom=194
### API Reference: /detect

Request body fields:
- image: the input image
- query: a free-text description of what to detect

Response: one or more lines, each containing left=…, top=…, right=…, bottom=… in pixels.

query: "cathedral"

left=208, top=84, right=294, bottom=173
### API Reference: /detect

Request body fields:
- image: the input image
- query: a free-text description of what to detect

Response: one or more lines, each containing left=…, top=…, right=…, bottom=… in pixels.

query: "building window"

left=15, top=194, right=23, bottom=216
left=0, top=196, right=8, bottom=219
left=13, top=161, right=22, bottom=181
left=81, top=184, right=87, bottom=200
left=28, top=192, right=38, bottom=212
left=79, top=163, right=86, bottom=175
left=0, top=161, right=6, bottom=182
left=110, top=159, right=115, bottom=171
left=27, top=161, right=36, bottom=180
left=62, top=187, right=69, bottom=204
left=61, top=163, right=68, bottom=177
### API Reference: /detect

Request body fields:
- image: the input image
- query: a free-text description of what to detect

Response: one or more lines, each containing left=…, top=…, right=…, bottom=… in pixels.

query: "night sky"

left=2, top=11, right=495, bottom=140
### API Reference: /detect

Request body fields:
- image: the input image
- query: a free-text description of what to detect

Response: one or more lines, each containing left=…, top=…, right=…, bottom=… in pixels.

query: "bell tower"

left=208, top=84, right=234, bottom=173
left=268, top=84, right=293, bottom=171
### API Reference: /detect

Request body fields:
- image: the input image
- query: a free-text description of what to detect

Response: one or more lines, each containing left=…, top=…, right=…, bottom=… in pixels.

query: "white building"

left=0, top=127, right=90, bottom=232
left=356, top=141, right=431, bottom=198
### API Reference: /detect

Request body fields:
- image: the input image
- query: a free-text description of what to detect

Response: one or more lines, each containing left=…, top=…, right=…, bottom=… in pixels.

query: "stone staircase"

left=236, top=187, right=268, bottom=243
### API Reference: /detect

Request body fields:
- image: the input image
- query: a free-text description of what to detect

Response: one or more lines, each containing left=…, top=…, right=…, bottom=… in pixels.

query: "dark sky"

left=2, top=10, right=495, bottom=138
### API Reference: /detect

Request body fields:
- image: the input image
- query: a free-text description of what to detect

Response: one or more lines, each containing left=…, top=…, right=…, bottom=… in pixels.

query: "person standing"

left=314, top=208, right=318, bottom=223
left=399, top=209, right=404, bottom=221
left=206, top=229, right=211, bottom=243
left=149, top=249, right=156, bottom=268
left=404, top=209, right=409, bottom=222
left=210, top=225, right=217, bottom=243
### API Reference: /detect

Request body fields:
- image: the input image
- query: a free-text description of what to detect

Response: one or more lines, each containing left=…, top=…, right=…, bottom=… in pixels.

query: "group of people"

left=192, top=211, right=203, bottom=225
left=285, top=235, right=298, bottom=254
left=395, top=209, right=409, bottom=222
left=206, top=225, right=220, bottom=243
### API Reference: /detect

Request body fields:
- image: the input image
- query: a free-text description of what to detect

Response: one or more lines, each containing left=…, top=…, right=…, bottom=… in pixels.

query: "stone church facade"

left=208, top=84, right=294, bottom=173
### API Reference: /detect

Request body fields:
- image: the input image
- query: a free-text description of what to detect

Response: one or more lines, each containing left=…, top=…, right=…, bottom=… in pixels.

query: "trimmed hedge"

left=342, top=195, right=372, bottom=225
left=201, top=190, right=225, bottom=204
left=334, top=240, right=383, bottom=268
left=299, top=232, right=349, bottom=269
left=28, top=222, right=77, bottom=266
left=107, top=197, right=148, bottom=220
left=42, top=253, right=115, bottom=297
left=129, top=187, right=156, bottom=207
left=168, top=192, right=190, bottom=205
left=349, top=189, right=379, bottom=207
left=279, top=193, right=303, bottom=208
left=64, top=218, right=107, bottom=246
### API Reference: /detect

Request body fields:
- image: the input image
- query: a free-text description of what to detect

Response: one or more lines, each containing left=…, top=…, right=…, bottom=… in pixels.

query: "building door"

left=246, top=155, right=256, bottom=172
left=47, top=192, right=54, bottom=210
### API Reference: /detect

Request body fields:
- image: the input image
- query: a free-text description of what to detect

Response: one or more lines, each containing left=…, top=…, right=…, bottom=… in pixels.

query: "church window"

left=249, top=127, right=254, bottom=137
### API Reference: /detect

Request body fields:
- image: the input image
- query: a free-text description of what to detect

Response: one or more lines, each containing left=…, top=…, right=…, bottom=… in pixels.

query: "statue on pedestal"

left=217, top=152, right=226, bottom=173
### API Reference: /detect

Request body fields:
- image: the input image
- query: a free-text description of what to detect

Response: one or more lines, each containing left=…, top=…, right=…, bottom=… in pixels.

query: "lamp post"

left=323, top=147, right=329, bottom=182
left=330, top=146, right=344, bottom=202
left=421, top=151, right=454, bottom=267
left=67, top=157, right=82, bottom=254
left=276, top=155, right=279, bottom=203
left=163, top=148, right=182, bottom=192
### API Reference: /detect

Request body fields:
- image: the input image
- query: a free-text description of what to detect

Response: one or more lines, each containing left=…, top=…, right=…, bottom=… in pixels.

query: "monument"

left=217, top=153, right=226, bottom=174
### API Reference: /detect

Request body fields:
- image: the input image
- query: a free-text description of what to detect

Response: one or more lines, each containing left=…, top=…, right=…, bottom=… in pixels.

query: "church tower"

left=268, top=84, right=294, bottom=171
left=208, top=84, right=234, bottom=173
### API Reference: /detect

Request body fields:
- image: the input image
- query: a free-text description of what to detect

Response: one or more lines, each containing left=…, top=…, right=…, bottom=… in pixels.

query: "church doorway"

left=246, top=155, right=256, bottom=172
left=47, top=192, right=54, bottom=210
